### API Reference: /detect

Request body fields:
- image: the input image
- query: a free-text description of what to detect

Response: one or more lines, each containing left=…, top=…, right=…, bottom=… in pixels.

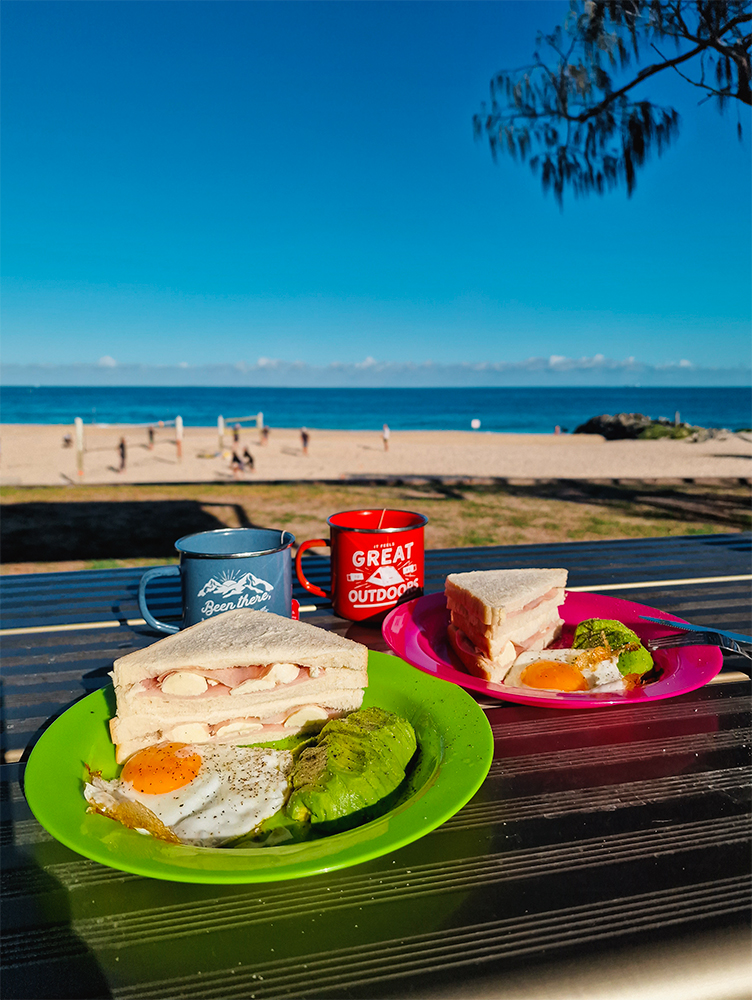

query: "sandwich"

left=109, top=609, right=368, bottom=763
left=445, top=568, right=567, bottom=683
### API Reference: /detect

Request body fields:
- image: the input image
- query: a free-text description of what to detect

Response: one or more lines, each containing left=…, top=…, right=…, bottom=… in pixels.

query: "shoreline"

left=1, top=423, right=752, bottom=487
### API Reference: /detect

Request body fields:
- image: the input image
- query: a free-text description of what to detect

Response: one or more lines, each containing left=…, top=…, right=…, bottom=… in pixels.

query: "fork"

left=647, top=631, right=752, bottom=660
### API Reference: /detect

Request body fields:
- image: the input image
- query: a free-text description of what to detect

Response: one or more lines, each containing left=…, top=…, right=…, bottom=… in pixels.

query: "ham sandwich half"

left=109, top=609, right=368, bottom=763
left=445, top=568, right=568, bottom=683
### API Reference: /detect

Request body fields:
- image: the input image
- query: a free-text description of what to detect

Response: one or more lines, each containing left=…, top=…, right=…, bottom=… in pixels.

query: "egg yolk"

left=121, top=742, right=202, bottom=794
left=520, top=660, right=589, bottom=692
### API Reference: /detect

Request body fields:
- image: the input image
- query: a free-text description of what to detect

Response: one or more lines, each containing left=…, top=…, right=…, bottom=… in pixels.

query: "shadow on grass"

left=0, top=500, right=262, bottom=562
left=0, top=480, right=748, bottom=566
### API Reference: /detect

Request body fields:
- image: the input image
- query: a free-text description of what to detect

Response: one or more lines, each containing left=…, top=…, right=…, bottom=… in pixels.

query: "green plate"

left=23, top=651, right=493, bottom=883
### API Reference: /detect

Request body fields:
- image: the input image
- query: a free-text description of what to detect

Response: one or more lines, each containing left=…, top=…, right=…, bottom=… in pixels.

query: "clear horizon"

left=2, top=1, right=750, bottom=374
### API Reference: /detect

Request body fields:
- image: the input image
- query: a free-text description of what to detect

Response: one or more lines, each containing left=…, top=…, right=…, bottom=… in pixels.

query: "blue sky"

left=2, top=0, right=750, bottom=383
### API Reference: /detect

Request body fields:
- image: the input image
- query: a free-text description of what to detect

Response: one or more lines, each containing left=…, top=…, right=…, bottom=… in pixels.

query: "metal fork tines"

left=647, top=631, right=752, bottom=661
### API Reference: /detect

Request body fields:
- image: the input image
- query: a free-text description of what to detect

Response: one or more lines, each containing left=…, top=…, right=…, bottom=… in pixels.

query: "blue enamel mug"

left=138, top=528, right=295, bottom=634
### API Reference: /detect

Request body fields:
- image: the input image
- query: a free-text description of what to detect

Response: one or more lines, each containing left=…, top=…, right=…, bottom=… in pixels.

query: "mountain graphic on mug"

left=366, top=566, right=405, bottom=588
left=197, top=571, right=275, bottom=599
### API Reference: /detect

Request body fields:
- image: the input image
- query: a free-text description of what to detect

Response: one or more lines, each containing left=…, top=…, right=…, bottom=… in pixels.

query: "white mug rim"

left=174, top=527, right=295, bottom=559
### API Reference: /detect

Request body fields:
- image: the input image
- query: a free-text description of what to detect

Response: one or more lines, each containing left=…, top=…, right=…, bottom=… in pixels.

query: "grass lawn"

left=1, top=478, right=749, bottom=573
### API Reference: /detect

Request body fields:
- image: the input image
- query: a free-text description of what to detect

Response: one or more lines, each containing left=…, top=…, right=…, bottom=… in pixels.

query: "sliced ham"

left=511, top=619, right=563, bottom=653
left=155, top=664, right=286, bottom=688
left=162, top=706, right=345, bottom=745
left=139, top=664, right=311, bottom=698
left=446, top=587, right=563, bottom=633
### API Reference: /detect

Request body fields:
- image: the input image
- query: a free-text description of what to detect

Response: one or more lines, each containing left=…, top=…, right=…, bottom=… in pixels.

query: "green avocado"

left=614, top=643, right=653, bottom=676
left=286, top=707, right=417, bottom=825
left=572, top=618, right=653, bottom=676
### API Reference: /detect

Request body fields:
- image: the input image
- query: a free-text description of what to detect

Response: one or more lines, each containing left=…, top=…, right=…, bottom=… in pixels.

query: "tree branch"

left=651, top=41, right=737, bottom=97
left=661, top=11, right=752, bottom=62
left=572, top=41, right=707, bottom=121
left=474, top=1, right=751, bottom=201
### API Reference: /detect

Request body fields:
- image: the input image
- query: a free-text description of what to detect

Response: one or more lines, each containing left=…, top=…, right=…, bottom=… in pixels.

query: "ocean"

left=1, top=385, right=750, bottom=434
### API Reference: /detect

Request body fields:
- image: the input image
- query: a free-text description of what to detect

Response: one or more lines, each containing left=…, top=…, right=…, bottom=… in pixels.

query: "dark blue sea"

left=1, top=386, right=750, bottom=433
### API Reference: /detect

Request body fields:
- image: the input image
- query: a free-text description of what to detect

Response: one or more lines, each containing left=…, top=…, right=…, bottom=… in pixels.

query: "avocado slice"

left=613, top=643, right=654, bottom=677
left=286, top=707, right=417, bottom=825
left=572, top=618, right=653, bottom=676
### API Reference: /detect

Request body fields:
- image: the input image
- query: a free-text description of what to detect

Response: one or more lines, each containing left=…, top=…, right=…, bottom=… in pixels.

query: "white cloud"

left=3, top=353, right=747, bottom=388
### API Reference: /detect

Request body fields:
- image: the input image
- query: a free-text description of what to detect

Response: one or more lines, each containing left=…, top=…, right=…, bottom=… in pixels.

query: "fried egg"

left=503, top=647, right=624, bottom=693
left=84, top=742, right=293, bottom=846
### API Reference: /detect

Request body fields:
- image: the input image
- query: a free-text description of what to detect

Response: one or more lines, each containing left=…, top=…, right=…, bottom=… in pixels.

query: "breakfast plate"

left=23, top=651, right=492, bottom=883
left=382, top=591, right=724, bottom=707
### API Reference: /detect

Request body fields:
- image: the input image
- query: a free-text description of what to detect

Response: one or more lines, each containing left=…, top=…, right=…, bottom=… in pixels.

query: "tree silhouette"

left=474, top=1, right=751, bottom=204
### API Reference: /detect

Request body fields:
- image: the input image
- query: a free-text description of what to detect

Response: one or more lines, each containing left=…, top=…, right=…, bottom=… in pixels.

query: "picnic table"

left=2, top=533, right=750, bottom=1000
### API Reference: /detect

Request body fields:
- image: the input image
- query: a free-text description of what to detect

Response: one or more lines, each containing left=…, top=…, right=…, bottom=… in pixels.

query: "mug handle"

left=138, top=566, right=181, bottom=634
left=294, top=539, right=330, bottom=598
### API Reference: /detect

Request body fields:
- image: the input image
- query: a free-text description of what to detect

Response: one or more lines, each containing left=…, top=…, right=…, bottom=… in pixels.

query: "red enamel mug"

left=295, top=509, right=428, bottom=621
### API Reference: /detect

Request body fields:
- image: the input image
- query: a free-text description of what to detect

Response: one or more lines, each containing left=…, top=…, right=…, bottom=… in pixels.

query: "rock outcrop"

left=573, top=413, right=654, bottom=440
left=573, top=412, right=734, bottom=442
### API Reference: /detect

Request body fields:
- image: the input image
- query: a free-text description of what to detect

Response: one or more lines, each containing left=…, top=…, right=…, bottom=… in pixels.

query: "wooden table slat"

left=1, top=538, right=750, bottom=1000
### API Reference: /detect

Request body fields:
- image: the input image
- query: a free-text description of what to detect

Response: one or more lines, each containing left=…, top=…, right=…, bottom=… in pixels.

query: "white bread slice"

left=113, top=608, right=367, bottom=683
left=109, top=668, right=368, bottom=750
left=447, top=624, right=516, bottom=684
left=112, top=666, right=367, bottom=722
left=110, top=688, right=366, bottom=763
left=445, top=569, right=567, bottom=626
left=510, top=618, right=563, bottom=654
left=110, top=609, right=368, bottom=762
left=447, top=589, right=565, bottom=637
left=449, top=597, right=564, bottom=658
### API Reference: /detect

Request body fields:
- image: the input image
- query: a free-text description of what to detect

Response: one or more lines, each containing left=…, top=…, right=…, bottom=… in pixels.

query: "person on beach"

left=382, top=423, right=390, bottom=451
left=243, top=448, right=254, bottom=471
left=300, top=428, right=309, bottom=456
left=147, top=426, right=155, bottom=449
left=118, top=437, right=126, bottom=472
left=261, top=426, right=269, bottom=445
left=231, top=451, right=243, bottom=478
left=233, top=423, right=241, bottom=444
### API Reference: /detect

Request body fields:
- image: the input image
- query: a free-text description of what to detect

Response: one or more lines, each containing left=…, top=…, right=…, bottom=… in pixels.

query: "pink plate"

left=382, top=591, right=724, bottom=707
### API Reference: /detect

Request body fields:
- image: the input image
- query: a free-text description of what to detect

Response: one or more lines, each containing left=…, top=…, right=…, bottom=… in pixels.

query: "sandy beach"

left=1, top=423, right=751, bottom=486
